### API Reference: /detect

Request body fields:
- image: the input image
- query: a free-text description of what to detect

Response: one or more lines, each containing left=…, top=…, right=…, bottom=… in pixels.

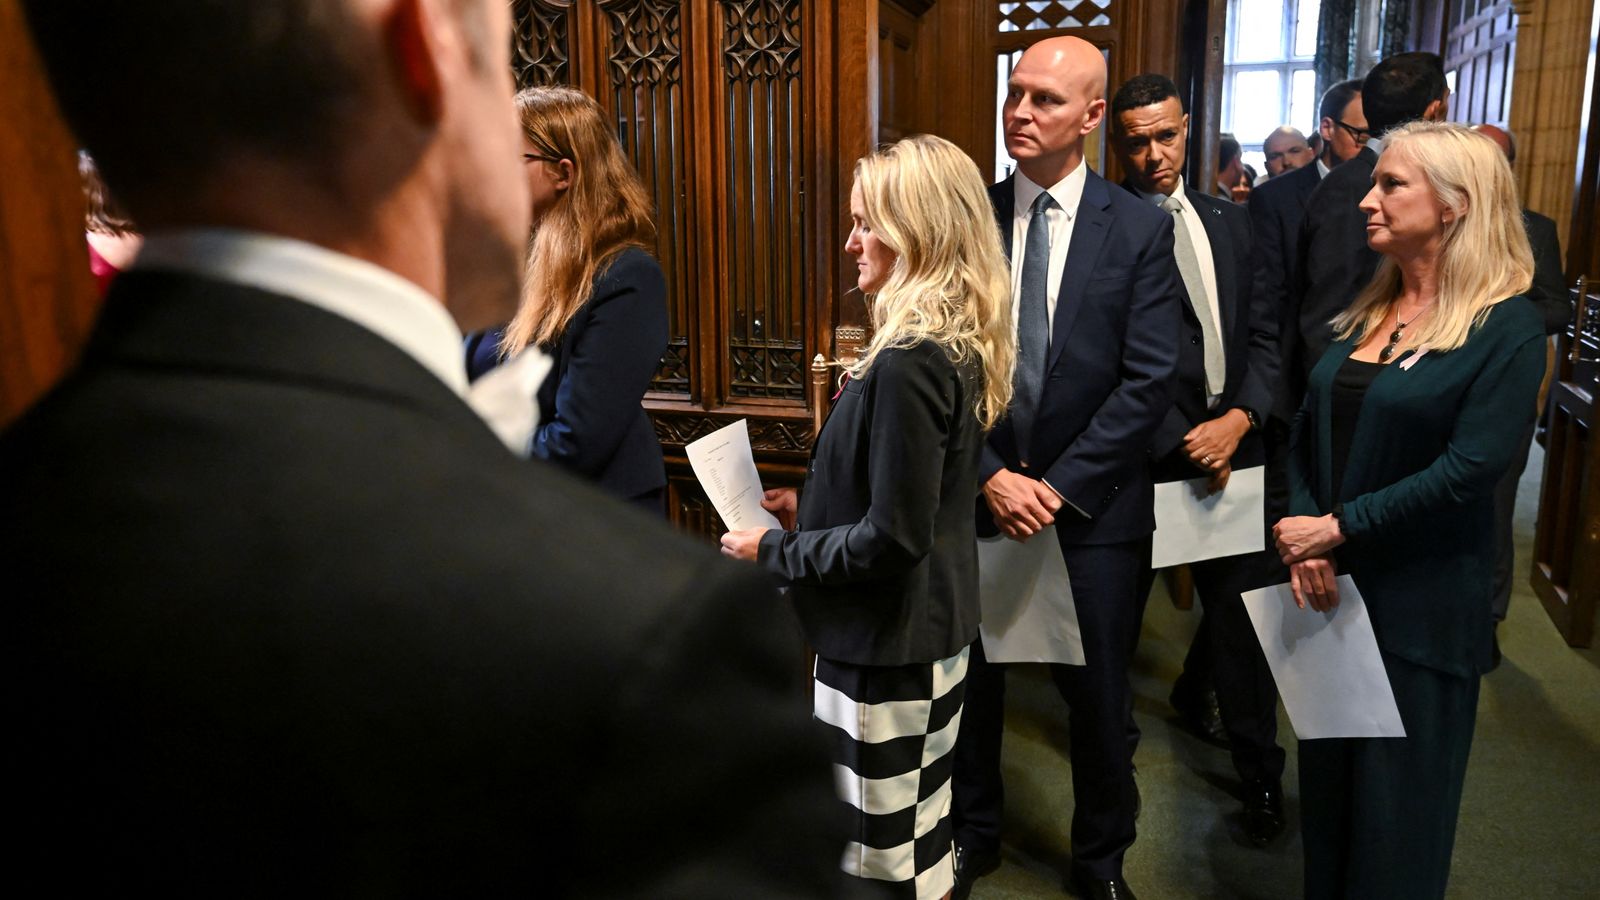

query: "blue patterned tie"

left=1012, top=191, right=1054, bottom=465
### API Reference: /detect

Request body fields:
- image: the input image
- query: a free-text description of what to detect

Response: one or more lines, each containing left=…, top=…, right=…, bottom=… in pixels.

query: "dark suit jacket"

left=1293, top=146, right=1380, bottom=385
left=981, top=171, right=1182, bottom=545
left=759, top=342, right=984, bottom=667
left=1, top=271, right=839, bottom=897
left=1247, top=161, right=1321, bottom=423
left=467, top=246, right=668, bottom=502
left=1289, top=298, right=1546, bottom=676
left=1124, top=183, right=1276, bottom=481
left=1524, top=208, right=1570, bottom=335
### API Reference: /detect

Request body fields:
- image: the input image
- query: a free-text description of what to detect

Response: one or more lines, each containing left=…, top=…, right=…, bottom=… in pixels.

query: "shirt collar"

left=1137, top=175, right=1189, bottom=209
left=1366, top=135, right=1385, bottom=157
left=1317, top=159, right=1330, bottom=179
left=1015, top=159, right=1087, bottom=219
left=133, top=228, right=468, bottom=396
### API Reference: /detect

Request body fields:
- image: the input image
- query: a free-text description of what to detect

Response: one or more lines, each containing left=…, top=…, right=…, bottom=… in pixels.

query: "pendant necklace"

left=1379, top=303, right=1433, bottom=363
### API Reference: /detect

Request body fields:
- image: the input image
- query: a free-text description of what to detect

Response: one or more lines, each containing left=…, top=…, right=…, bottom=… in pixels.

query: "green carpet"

left=970, top=443, right=1600, bottom=898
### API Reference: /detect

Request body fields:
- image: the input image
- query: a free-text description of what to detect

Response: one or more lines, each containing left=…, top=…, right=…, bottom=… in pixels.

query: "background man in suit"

left=1110, top=73, right=1287, bottom=847
left=1261, top=126, right=1315, bottom=179
left=5, top=1, right=839, bottom=895
left=1473, top=122, right=1571, bottom=666
left=1293, top=52, right=1449, bottom=385
left=951, top=35, right=1181, bottom=900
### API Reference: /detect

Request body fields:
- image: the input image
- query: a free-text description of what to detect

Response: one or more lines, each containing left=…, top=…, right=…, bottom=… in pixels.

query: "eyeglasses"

left=522, top=153, right=559, bottom=164
left=1335, top=120, right=1371, bottom=145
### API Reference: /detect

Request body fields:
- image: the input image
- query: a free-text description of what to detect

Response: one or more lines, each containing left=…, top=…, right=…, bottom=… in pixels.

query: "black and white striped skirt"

left=813, top=646, right=969, bottom=900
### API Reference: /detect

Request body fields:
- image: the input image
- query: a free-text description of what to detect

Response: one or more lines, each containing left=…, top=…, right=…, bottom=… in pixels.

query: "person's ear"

left=1424, top=97, right=1449, bottom=122
left=384, top=0, right=446, bottom=124
left=553, top=159, right=574, bottom=191
left=1319, top=117, right=1336, bottom=144
left=1082, top=97, right=1107, bottom=135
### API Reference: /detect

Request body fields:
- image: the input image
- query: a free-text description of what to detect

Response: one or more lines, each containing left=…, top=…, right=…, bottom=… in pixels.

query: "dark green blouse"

left=1289, top=296, right=1547, bottom=676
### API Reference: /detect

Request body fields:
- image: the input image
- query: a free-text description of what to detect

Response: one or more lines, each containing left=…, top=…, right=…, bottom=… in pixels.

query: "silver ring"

left=1203, top=455, right=1213, bottom=465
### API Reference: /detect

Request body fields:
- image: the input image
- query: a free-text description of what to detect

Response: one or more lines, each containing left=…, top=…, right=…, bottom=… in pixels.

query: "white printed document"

left=685, top=419, right=782, bottom=532
left=977, top=527, right=1084, bottom=665
left=1151, top=465, right=1266, bottom=569
left=1241, top=575, right=1406, bottom=739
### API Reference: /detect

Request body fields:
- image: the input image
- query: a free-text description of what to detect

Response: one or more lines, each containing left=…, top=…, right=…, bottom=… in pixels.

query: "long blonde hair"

left=1331, top=120, right=1534, bottom=353
left=501, top=87, right=655, bottom=353
left=849, top=135, right=1015, bottom=430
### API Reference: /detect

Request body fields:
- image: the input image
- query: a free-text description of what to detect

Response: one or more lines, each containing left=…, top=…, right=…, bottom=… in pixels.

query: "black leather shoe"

left=1171, top=683, right=1230, bottom=748
left=952, top=844, right=1000, bottom=900
left=1070, top=873, right=1139, bottom=900
left=1241, top=778, right=1285, bottom=846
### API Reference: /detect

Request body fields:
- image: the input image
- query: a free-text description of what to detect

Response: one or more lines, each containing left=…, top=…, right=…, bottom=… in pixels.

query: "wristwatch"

left=1234, top=406, right=1261, bottom=431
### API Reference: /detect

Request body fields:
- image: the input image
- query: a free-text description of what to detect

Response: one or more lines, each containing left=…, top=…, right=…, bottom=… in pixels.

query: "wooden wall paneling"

left=0, top=0, right=101, bottom=427
left=1567, top=0, right=1600, bottom=282
left=1507, top=0, right=1591, bottom=253
left=596, top=0, right=698, bottom=398
left=511, top=0, right=576, bottom=87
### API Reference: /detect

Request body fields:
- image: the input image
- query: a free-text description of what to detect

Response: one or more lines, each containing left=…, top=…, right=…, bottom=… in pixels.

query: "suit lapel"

left=1048, top=171, right=1112, bottom=372
left=1188, top=189, right=1237, bottom=335
left=990, top=179, right=1016, bottom=259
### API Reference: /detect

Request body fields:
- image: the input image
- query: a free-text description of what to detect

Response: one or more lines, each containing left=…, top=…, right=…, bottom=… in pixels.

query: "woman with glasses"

left=720, top=135, right=1014, bottom=900
left=466, top=86, right=668, bottom=514
left=1271, top=121, right=1545, bottom=899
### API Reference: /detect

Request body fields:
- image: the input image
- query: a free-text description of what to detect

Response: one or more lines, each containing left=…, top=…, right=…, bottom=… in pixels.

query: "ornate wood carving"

left=721, top=0, right=808, bottom=401
left=511, top=0, right=574, bottom=88
left=652, top=410, right=814, bottom=452
left=599, top=0, right=694, bottom=395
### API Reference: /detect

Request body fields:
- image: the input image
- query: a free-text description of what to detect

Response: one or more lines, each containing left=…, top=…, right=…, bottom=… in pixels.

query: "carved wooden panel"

left=721, top=0, right=808, bottom=402
left=511, top=0, right=574, bottom=88
left=600, top=0, right=695, bottom=396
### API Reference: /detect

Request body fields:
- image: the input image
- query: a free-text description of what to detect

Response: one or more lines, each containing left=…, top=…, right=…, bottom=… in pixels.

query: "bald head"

left=1472, top=123, right=1516, bottom=162
left=1003, top=37, right=1108, bottom=184
left=1262, top=126, right=1314, bottom=177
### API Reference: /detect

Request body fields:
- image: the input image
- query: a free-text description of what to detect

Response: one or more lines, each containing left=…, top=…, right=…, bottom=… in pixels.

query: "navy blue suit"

left=953, top=169, right=1181, bottom=882
left=467, top=247, right=668, bottom=513
left=1128, top=184, right=1286, bottom=792
left=1247, top=160, right=1321, bottom=427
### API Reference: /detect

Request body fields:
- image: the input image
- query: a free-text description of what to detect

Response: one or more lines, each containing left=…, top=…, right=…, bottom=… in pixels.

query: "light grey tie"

left=1161, top=195, right=1225, bottom=396
left=1012, top=191, right=1054, bottom=464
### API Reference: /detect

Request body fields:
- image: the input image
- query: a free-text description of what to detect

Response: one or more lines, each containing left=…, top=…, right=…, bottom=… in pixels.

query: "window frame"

left=1222, top=0, right=1319, bottom=177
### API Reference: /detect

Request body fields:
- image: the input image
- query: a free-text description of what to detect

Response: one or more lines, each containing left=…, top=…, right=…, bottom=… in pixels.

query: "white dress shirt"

left=1316, top=158, right=1331, bottom=179
left=1138, top=178, right=1224, bottom=405
left=134, top=228, right=548, bottom=454
left=1010, top=161, right=1088, bottom=336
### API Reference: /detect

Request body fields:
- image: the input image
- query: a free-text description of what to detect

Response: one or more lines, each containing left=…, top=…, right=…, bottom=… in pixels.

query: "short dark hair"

left=1218, top=134, right=1242, bottom=170
left=1110, top=74, right=1182, bottom=121
left=1319, top=78, right=1363, bottom=125
left=21, top=1, right=373, bottom=213
left=1362, top=52, right=1447, bottom=137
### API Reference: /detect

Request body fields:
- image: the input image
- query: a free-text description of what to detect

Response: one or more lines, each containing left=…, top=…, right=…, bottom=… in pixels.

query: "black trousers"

left=951, top=537, right=1145, bottom=881
left=1299, top=651, right=1480, bottom=900
left=1145, top=548, right=1286, bottom=786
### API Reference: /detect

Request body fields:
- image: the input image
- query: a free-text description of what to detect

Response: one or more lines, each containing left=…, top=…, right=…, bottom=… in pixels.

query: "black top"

left=759, top=341, right=985, bottom=666
left=1330, top=356, right=1384, bottom=499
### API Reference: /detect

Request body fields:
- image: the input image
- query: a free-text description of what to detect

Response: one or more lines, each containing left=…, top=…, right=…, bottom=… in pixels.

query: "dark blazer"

left=759, top=342, right=984, bottom=667
left=1248, top=161, right=1321, bottom=423
left=982, top=171, right=1183, bottom=545
left=467, top=246, right=668, bottom=503
left=1524, top=209, right=1571, bottom=335
left=1, top=271, right=840, bottom=897
left=1289, top=297, right=1546, bottom=676
left=1293, top=146, right=1380, bottom=383
left=1125, top=183, right=1276, bottom=479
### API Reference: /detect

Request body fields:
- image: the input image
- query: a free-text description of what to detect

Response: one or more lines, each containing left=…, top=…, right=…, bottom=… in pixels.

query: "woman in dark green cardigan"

left=1270, top=121, right=1547, bottom=900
